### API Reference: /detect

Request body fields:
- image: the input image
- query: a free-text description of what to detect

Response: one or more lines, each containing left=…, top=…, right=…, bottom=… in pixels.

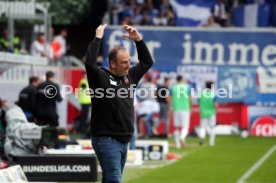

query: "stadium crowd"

left=109, top=0, right=276, bottom=27
left=0, top=27, right=68, bottom=66
left=1, top=0, right=275, bottom=58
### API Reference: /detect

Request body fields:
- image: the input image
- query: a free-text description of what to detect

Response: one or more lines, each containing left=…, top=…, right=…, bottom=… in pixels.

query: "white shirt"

left=136, top=100, right=160, bottom=116
left=30, top=40, right=45, bottom=56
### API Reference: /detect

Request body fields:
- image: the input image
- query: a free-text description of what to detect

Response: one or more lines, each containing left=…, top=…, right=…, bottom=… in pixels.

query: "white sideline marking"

left=236, top=144, right=276, bottom=183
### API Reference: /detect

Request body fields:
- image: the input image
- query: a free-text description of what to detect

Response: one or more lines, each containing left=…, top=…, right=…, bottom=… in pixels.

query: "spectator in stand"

left=0, top=28, right=21, bottom=53
left=0, top=29, right=8, bottom=52
left=143, top=0, right=159, bottom=19
left=141, top=12, right=154, bottom=25
left=18, top=76, right=40, bottom=122
left=160, top=0, right=173, bottom=14
left=110, top=2, right=123, bottom=25
left=120, top=15, right=134, bottom=25
left=166, top=9, right=176, bottom=26
left=51, top=29, right=68, bottom=65
left=109, top=0, right=259, bottom=27
left=120, top=3, right=134, bottom=21
left=203, top=15, right=221, bottom=28
left=133, top=5, right=143, bottom=25
left=30, top=33, right=45, bottom=56
left=129, top=0, right=137, bottom=11
left=153, top=11, right=168, bottom=25
left=136, top=0, right=145, bottom=5
left=110, top=0, right=177, bottom=26
left=212, top=0, right=230, bottom=27
left=49, top=27, right=55, bottom=43
left=30, top=33, right=53, bottom=61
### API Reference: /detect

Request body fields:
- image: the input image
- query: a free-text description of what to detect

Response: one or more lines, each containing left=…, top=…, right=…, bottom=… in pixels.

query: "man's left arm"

left=122, top=25, right=153, bottom=84
left=130, top=40, right=153, bottom=84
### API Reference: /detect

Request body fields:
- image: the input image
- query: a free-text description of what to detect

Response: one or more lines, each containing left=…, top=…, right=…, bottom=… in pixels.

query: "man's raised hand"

left=122, top=25, right=142, bottom=42
left=95, top=24, right=107, bottom=39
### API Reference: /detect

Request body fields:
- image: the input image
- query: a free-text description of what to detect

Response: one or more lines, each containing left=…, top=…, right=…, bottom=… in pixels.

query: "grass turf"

left=61, top=136, right=276, bottom=183
left=124, top=136, right=276, bottom=183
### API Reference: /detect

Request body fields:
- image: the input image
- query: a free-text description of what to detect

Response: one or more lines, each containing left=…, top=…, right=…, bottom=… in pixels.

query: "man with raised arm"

left=85, top=24, right=153, bottom=183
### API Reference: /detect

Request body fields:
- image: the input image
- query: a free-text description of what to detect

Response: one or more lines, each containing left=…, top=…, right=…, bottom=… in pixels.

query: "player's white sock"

left=198, top=127, right=206, bottom=145
left=198, top=127, right=206, bottom=139
left=174, top=130, right=181, bottom=148
left=209, top=127, right=216, bottom=146
left=180, top=127, right=188, bottom=140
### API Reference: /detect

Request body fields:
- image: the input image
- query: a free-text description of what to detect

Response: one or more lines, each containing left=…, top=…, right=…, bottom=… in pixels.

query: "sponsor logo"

left=107, top=30, right=276, bottom=67
left=22, top=165, right=91, bottom=173
left=251, top=116, right=276, bottom=136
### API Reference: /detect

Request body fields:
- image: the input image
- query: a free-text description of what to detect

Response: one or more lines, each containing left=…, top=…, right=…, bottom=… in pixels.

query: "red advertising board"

left=63, top=68, right=85, bottom=125
left=157, top=103, right=246, bottom=135
left=189, top=103, right=244, bottom=133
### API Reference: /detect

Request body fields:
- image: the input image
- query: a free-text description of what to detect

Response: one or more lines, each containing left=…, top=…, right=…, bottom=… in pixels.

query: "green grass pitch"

left=64, top=136, right=276, bottom=183
left=124, top=136, right=276, bottom=183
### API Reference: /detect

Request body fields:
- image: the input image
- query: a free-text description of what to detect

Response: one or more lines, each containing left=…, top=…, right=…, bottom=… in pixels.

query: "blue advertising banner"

left=103, top=27, right=276, bottom=71
left=103, top=27, right=276, bottom=104
left=255, top=94, right=276, bottom=106
left=217, top=67, right=257, bottom=104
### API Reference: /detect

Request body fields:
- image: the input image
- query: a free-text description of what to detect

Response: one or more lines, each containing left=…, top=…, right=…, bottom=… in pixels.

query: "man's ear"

left=110, top=60, right=116, bottom=69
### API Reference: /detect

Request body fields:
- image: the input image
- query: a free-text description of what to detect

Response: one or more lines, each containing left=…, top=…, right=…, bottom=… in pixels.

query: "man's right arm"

left=85, top=24, right=107, bottom=85
left=85, top=37, right=101, bottom=72
left=85, top=38, right=102, bottom=87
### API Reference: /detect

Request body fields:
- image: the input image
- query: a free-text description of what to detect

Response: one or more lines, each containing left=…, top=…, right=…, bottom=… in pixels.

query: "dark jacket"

left=18, top=85, right=36, bottom=114
left=85, top=38, right=153, bottom=143
left=35, top=80, right=62, bottom=126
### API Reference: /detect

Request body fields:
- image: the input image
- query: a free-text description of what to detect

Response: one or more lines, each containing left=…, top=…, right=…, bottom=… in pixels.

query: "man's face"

left=114, top=50, right=131, bottom=77
left=165, top=80, right=170, bottom=87
left=38, top=35, right=45, bottom=44
left=33, top=80, right=40, bottom=87
left=61, top=30, right=67, bottom=37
